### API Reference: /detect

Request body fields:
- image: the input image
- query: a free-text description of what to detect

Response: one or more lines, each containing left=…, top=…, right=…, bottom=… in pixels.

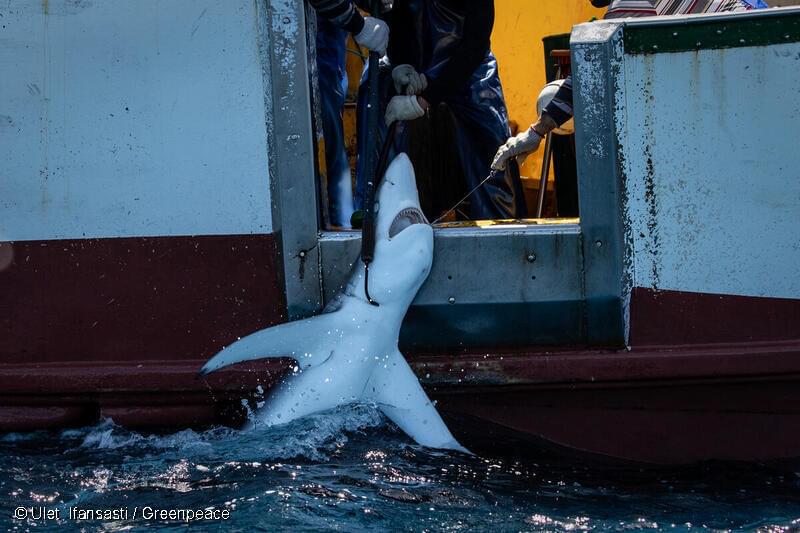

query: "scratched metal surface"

left=617, top=12, right=800, bottom=300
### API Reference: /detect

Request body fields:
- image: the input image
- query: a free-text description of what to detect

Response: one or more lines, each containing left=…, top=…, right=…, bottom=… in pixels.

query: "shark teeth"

left=389, top=207, right=428, bottom=238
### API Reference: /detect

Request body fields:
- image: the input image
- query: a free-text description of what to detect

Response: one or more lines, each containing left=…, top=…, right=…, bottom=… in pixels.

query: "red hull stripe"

left=0, top=236, right=287, bottom=364
left=630, top=287, right=800, bottom=347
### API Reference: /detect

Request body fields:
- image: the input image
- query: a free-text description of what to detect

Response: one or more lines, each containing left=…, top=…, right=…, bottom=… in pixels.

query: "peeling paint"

left=575, top=14, right=800, bottom=347
left=620, top=41, right=800, bottom=299
left=573, top=45, right=607, bottom=160
left=642, top=153, right=659, bottom=288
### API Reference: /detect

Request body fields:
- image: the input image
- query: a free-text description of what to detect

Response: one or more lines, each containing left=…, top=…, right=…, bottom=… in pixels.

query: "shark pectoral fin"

left=368, top=350, right=468, bottom=453
left=199, top=312, right=345, bottom=376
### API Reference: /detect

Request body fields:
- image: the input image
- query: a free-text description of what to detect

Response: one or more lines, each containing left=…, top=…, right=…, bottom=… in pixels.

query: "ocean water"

left=1, top=404, right=798, bottom=532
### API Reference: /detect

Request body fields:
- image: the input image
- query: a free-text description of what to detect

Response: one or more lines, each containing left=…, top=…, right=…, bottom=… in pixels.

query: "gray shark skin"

left=200, top=154, right=465, bottom=452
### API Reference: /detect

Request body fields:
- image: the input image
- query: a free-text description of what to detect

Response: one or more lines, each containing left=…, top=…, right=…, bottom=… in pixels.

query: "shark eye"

left=389, top=208, right=427, bottom=238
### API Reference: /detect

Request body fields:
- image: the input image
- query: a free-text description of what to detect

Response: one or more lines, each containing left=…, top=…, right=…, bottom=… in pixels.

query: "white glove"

left=491, top=127, right=543, bottom=170
left=392, top=64, right=427, bottom=95
left=380, top=0, right=394, bottom=10
left=354, top=16, right=389, bottom=56
left=385, top=95, right=425, bottom=126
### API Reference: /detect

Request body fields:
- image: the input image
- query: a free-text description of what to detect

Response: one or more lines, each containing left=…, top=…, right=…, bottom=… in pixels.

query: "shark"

left=200, top=153, right=465, bottom=452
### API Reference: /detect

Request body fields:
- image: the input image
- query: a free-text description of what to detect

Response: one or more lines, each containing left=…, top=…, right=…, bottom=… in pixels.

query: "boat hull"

left=1, top=340, right=797, bottom=464
left=430, top=357, right=800, bottom=464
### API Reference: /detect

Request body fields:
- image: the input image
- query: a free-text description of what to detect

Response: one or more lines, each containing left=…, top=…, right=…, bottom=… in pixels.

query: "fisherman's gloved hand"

left=491, top=127, right=543, bottom=170
left=392, top=65, right=427, bottom=95
left=385, top=95, right=425, bottom=126
left=355, top=17, right=389, bottom=56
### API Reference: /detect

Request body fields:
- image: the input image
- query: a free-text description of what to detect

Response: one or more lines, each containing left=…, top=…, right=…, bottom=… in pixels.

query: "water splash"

left=63, top=402, right=386, bottom=462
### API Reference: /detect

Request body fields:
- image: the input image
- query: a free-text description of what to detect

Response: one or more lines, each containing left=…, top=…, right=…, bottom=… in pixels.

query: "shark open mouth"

left=388, top=207, right=428, bottom=238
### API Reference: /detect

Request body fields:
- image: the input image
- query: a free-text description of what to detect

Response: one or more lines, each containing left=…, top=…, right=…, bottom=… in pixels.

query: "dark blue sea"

left=2, top=404, right=798, bottom=532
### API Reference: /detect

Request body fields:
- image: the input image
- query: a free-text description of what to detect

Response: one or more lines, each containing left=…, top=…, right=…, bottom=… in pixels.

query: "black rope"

left=360, top=0, right=388, bottom=307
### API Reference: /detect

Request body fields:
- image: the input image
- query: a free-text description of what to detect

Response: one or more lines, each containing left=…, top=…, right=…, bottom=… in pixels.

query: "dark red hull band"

left=0, top=360, right=290, bottom=431
left=437, top=377, right=800, bottom=464
left=0, top=236, right=286, bottom=364
left=630, top=287, right=800, bottom=346
left=415, top=341, right=800, bottom=463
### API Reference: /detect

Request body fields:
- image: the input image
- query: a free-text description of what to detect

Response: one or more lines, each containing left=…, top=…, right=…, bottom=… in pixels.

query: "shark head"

left=199, top=153, right=433, bottom=377
left=358, top=153, right=433, bottom=309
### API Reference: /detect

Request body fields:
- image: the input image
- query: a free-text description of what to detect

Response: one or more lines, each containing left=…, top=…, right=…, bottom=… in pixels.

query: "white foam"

left=61, top=404, right=386, bottom=462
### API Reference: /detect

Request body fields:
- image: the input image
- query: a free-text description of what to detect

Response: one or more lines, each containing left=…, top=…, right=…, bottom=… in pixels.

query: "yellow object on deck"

left=492, top=0, right=604, bottom=186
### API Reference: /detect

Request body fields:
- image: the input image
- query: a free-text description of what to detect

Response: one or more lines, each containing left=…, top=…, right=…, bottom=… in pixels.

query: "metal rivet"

left=595, top=240, right=603, bottom=248
left=299, top=251, right=306, bottom=258
left=739, top=38, right=746, bottom=44
left=526, top=253, right=536, bottom=263
left=652, top=45, right=658, bottom=50
left=672, top=32, right=678, bottom=37
left=448, top=297, right=456, bottom=304
left=282, top=17, right=291, bottom=24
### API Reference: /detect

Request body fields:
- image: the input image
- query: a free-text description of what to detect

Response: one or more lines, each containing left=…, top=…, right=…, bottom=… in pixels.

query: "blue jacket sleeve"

left=309, top=0, right=365, bottom=34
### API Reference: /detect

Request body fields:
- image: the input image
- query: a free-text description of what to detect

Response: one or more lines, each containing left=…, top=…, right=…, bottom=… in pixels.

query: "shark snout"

left=376, top=154, right=427, bottom=241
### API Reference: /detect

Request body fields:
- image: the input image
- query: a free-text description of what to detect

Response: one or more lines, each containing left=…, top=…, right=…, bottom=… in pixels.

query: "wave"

left=60, top=403, right=389, bottom=462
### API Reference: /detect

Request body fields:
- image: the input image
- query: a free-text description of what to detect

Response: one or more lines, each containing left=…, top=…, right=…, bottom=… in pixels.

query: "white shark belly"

left=248, top=353, right=378, bottom=428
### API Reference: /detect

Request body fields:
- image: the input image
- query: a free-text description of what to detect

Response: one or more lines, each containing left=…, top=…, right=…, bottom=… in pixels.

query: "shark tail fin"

left=199, top=311, right=344, bottom=376
left=367, top=350, right=468, bottom=453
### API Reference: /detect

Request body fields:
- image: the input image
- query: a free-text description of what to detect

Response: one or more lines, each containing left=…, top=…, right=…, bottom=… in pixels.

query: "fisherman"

left=356, top=0, right=527, bottom=221
left=310, top=0, right=392, bottom=227
left=491, top=0, right=767, bottom=172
